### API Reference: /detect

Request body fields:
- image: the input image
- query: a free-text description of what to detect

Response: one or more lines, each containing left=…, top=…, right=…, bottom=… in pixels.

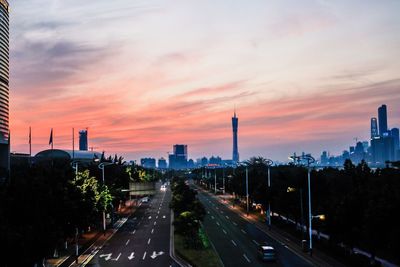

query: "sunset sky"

left=9, top=0, right=400, bottom=162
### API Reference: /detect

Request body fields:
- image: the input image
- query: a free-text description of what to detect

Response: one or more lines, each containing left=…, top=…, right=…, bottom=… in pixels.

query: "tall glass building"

left=0, top=0, right=9, bottom=173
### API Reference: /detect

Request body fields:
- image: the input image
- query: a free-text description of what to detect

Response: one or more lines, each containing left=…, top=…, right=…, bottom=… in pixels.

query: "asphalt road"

left=197, top=188, right=314, bottom=267
left=85, top=185, right=178, bottom=267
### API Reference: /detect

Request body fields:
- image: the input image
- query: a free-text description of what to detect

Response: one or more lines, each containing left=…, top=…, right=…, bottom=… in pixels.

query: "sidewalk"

left=202, top=188, right=347, bottom=267
left=46, top=203, right=135, bottom=267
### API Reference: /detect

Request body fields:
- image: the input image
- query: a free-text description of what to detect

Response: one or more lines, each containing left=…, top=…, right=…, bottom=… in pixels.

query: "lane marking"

left=231, top=240, right=237, bottom=246
left=112, top=253, right=121, bottom=261
left=252, top=240, right=260, bottom=246
left=143, top=251, right=147, bottom=260
left=125, top=239, right=130, bottom=246
left=216, top=221, right=220, bottom=226
left=225, top=216, right=229, bottom=219
left=148, top=238, right=151, bottom=245
left=233, top=222, right=237, bottom=226
left=243, top=254, right=251, bottom=263
left=163, top=215, right=166, bottom=219
left=148, top=216, right=152, bottom=219
left=151, top=228, right=154, bottom=234
left=154, top=221, right=157, bottom=225
left=241, top=229, right=246, bottom=234
left=156, top=216, right=158, bottom=219
left=132, top=230, right=136, bottom=235
left=223, top=229, right=227, bottom=235
left=211, top=216, right=215, bottom=219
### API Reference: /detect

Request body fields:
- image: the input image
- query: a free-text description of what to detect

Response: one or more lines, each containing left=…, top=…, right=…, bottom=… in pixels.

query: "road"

left=85, top=185, right=178, bottom=266
left=197, top=187, right=314, bottom=267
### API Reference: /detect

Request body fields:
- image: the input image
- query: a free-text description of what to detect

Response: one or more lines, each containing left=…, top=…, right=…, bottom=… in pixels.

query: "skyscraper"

left=370, top=117, right=378, bottom=139
left=378, top=105, right=388, bottom=136
left=232, top=111, right=239, bottom=163
left=79, top=129, right=88, bottom=151
left=169, top=144, right=188, bottom=169
left=0, top=0, right=9, bottom=174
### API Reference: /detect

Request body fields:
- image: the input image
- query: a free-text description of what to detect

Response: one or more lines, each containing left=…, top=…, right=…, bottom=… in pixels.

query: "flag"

left=49, top=128, right=53, bottom=146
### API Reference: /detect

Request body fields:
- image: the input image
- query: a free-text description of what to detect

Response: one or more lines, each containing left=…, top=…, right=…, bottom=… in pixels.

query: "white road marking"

left=156, top=216, right=158, bottom=219
left=231, top=240, right=237, bottom=246
left=148, top=238, right=151, bottom=245
left=148, top=216, right=152, bottom=219
left=126, top=239, right=130, bottom=246
left=111, top=253, right=121, bottom=261
left=143, top=251, right=147, bottom=260
left=128, top=252, right=135, bottom=260
left=154, top=221, right=157, bottom=225
left=216, top=221, right=220, bottom=226
left=207, top=211, right=210, bottom=214
left=211, top=216, right=215, bottom=219
left=225, top=216, right=229, bottom=219
left=223, top=229, right=227, bottom=234
left=132, top=230, right=136, bottom=235
left=252, top=240, right=260, bottom=246
left=99, top=253, right=112, bottom=261
left=163, top=215, right=166, bottom=219
left=233, top=222, right=237, bottom=226
left=241, top=229, right=246, bottom=234
left=243, top=254, right=251, bottom=263
left=151, top=228, right=154, bottom=234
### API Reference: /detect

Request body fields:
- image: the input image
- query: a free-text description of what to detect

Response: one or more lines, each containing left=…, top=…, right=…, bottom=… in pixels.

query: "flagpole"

left=72, top=128, right=75, bottom=160
left=29, top=127, right=31, bottom=157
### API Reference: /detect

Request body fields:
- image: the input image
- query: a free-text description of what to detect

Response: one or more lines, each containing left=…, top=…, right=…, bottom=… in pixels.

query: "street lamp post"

left=214, top=170, right=217, bottom=194
left=246, top=166, right=249, bottom=216
left=265, top=159, right=273, bottom=230
left=302, top=154, right=315, bottom=256
left=98, top=162, right=114, bottom=233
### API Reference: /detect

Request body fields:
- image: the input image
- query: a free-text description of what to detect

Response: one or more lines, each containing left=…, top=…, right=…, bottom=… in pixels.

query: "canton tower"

left=232, top=111, right=239, bottom=164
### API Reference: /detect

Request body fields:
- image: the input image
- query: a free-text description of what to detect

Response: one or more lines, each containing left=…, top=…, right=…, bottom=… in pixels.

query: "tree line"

left=194, top=158, right=400, bottom=265
left=0, top=156, right=159, bottom=266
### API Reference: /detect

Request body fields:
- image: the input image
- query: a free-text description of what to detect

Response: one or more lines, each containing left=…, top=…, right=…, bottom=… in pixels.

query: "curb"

left=170, top=209, right=192, bottom=267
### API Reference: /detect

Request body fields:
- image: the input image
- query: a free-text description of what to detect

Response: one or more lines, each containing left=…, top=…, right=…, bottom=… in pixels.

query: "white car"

left=141, top=196, right=149, bottom=203
left=160, top=185, right=166, bottom=191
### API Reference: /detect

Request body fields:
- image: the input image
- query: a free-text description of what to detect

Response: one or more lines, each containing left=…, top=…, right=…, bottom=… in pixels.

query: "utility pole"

left=246, top=166, right=249, bottom=216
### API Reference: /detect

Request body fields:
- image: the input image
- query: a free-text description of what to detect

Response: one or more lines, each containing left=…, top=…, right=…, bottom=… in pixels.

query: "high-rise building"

left=169, top=144, right=188, bottom=169
left=0, top=0, right=9, bottom=175
left=232, top=111, right=239, bottom=163
left=79, top=130, right=88, bottom=151
left=370, top=117, right=378, bottom=139
left=158, top=158, right=167, bottom=169
left=378, top=105, right=388, bottom=136
left=391, top=128, right=399, bottom=160
left=140, top=158, right=156, bottom=169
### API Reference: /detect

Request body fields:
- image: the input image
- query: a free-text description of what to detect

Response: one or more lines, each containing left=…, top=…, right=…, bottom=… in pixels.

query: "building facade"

left=140, top=158, right=156, bottom=169
left=370, top=117, right=378, bottom=139
left=169, top=144, right=188, bottom=169
left=79, top=130, right=88, bottom=151
left=0, top=0, right=9, bottom=175
left=232, top=112, right=239, bottom=164
left=378, top=105, right=388, bottom=136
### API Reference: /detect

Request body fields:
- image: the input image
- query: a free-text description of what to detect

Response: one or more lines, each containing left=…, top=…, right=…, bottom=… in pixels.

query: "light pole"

left=299, top=154, right=315, bottom=256
left=265, top=159, right=273, bottom=230
left=222, top=168, right=225, bottom=195
left=98, top=162, right=114, bottom=233
left=214, top=169, right=217, bottom=194
left=246, top=166, right=249, bottom=216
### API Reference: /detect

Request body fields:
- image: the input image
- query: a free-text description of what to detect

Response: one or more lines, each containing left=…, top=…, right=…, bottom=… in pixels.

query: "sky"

left=9, top=0, right=400, bottom=162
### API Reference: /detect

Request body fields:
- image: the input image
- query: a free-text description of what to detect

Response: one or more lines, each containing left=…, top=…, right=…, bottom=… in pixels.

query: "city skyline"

left=9, top=0, right=400, bottom=161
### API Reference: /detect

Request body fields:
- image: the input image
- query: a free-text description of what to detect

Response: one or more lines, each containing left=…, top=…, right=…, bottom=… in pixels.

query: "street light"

left=265, top=159, right=273, bottom=230
left=245, top=166, right=249, bottom=216
left=98, top=162, right=114, bottom=233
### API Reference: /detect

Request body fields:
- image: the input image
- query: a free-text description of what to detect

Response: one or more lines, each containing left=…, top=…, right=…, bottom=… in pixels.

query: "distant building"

left=201, top=157, right=208, bottom=166
left=378, top=105, right=388, bottom=136
left=209, top=156, right=222, bottom=166
left=232, top=111, right=239, bottom=164
left=0, top=1, right=9, bottom=176
left=79, top=129, right=88, bottom=151
left=390, top=128, right=399, bottom=160
left=187, top=159, right=195, bottom=169
left=320, top=151, right=328, bottom=165
left=140, top=158, right=156, bottom=169
left=158, top=157, right=167, bottom=169
left=169, top=144, right=188, bottom=169
left=34, top=149, right=101, bottom=164
left=371, top=118, right=378, bottom=139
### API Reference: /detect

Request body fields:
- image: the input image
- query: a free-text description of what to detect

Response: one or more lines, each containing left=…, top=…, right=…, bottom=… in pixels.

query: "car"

left=160, top=185, right=166, bottom=191
left=141, top=196, right=149, bottom=203
left=258, top=245, right=277, bottom=262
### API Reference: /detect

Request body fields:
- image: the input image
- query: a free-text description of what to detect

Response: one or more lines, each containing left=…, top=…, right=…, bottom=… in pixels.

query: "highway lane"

left=197, top=188, right=314, bottom=267
left=85, top=185, right=177, bottom=267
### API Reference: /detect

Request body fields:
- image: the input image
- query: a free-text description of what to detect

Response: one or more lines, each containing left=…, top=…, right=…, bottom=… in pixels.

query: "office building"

left=391, top=128, right=399, bottom=160
left=79, top=130, right=88, bottom=151
left=370, top=118, right=378, bottom=139
left=0, top=0, right=9, bottom=175
left=169, top=144, right=188, bottom=169
left=158, top=158, right=167, bottom=169
left=140, top=158, right=156, bottom=169
left=378, top=105, right=388, bottom=136
left=232, top=111, right=239, bottom=164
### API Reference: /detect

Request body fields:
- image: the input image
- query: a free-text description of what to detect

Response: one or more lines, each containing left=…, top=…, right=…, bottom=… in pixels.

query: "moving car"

left=258, top=245, right=277, bottom=262
left=141, top=196, right=149, bottom=203
left=160, top=184, right=166, bottom=191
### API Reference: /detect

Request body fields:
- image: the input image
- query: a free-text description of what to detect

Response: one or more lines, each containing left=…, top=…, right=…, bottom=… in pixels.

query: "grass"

left=175, top=228, right=223, bottom=267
